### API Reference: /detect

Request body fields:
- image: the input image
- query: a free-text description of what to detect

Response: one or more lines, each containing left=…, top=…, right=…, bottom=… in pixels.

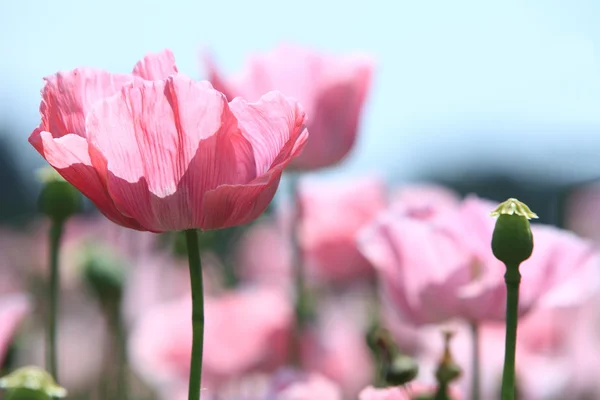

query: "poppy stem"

left=185, top=229, right=205, bottom=400
left=433, top=382, right=450, bottom=400
left=47, top=219, right=64, bottom=382
left=289, top=173, right=308, bottom=366
left=501, top=265, right=521, bottom=400
left=470, top=322, right=480, bottom=400
left=115, top=310, right=128, bottom=400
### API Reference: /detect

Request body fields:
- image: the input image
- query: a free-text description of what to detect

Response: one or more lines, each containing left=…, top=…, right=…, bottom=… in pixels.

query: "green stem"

left=433, top=382, right=450, bottom=400
left=47, top=220, right=64, bottom=382
left=185, top=229, right=204, bottom=400
left=470, top=322, right=481, bottom=400
left=289, top=173, right=308, bottom=365
left=116, top=311, right=128, bottom=400
left=501, top=265, right=521, bottom=400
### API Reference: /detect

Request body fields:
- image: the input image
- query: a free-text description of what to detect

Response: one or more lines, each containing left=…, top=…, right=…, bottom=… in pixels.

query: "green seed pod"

left=384, top=354, right=419, bottom=386
left=490, top=198, right=538, bottom=266
left=435, top=330, right=462, bottom=385
left=0, top=366, right=66, bottom=399
left=80, top=243, right=127, bottom=309
left=37, top=168, right=81, bottom=223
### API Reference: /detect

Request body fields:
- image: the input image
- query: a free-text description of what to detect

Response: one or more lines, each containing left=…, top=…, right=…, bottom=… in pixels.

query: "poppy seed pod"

left=491, top=198, right=538, bottom=266
left=435, top=331, right=462, bottom=386
left=0, top=366, right=66, bottom=400
left=384, top=354, right=419, bottom=386
left=37, top=168, right=80, bottom=223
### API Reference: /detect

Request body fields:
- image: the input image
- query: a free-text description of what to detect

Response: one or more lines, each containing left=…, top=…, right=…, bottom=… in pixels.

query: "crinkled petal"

left=30, top=69, right=134, bottom=142
left=86, top=75, right=256, bottom=232
left=201, top=94, right=307, bottom=230
left=132, top=49, right=179, bottom=80
left=292, top=58, right=372, bottom=169
left=229, top=90, right=307, bottom=176
left=34, top=132, right=144, bottom=230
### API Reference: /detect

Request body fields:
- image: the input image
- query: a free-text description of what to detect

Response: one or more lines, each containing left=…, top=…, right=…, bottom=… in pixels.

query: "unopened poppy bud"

left=384, top=354, right=419, bottom=386
left=37, top=168, right=80, bottom=223
left=490, top=198, right=537, bottom=266
left=0, top=366, right=67, bottom=399
left=435, top=330, right=462, bottom=385
left=80, top=244, right=126, bottom=308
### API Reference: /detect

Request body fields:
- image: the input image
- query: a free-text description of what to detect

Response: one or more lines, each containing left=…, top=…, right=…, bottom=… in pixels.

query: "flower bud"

left=0, top=366, right=66, bottom=399
left=490, top=198, right=538, bottom=266
left=37, top=168, right=80, bottom=223
left=80, top=243, right=126, bottom=309
left=384, top=354, right=419, bottom=386
left=435, top=330, right=461, bottom=385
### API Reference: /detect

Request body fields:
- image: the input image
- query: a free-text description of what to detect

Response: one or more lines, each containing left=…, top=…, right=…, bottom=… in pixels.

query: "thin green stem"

left=47, top=220, right=64, bottom=382
left=115, top=311, right=128, bottom=400
left=470, top=322, right=481, bottom=400
left=433, top=382, right=450, bottom=400
left=501, top=265, right=521, bottom=400
left=289, top=173, right=307, bottom=365
left=185, top=229, right=204, bottom=400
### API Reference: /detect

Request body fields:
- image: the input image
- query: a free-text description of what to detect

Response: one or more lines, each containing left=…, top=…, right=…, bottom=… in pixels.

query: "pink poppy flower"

left=29, top=49, right=308, bottom=232
left=298, top=176, right=386, bottom=282
left=129, top=286, right=292, bottom=393
left=358, top=195, right=600, bottom=324
left=0, top=294, right=31, bottom=363
left=233, top=183, right=452, bottom=286
left=390, top=184, right=460, bottom=219
left=205, top=43, right=373, bottom=170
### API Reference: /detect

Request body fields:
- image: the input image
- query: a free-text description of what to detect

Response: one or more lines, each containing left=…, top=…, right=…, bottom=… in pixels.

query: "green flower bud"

left=80, top=243, right=126, bottom=308
left=37, top=168, right=81, bottom=223
left=435, top=330, right=462, bottom=385
left=384, top=354, right=419, bottom=386
left=0, top=366, right=66, bottom=399
left=490, top=198, right=538, bottom=266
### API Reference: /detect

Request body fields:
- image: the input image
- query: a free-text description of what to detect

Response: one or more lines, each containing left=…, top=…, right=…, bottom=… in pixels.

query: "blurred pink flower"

left=390, top=184, right=460, bottom=219
left=121, top=252, right=191, bottom=326
left=271, top=371, right=342, bottom=400
left=0, top=294, right=31, bottom=363
left=205, top=43, right=373, bottom=170
left=359, top=383, right=461, bottom=400
left=30, top=49, right=308, bottom=232
left=562, top=295, right=600, bottom=398
left=129, top=286, right=292, bottom=394
left=169, top=371, right=341, bottom=400
left=359, top=195, right=600, bottom=325
left=565, top=182, right=600, bottom=243
left=301, top=290, right=374, bottom=398
left=298, top=176, right=387, bottom=282
left=234, top=217, right=292, bottom=287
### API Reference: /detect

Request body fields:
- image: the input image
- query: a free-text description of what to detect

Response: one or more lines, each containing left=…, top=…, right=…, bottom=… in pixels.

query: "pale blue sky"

left=2, top=0, right=600, bottom=188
